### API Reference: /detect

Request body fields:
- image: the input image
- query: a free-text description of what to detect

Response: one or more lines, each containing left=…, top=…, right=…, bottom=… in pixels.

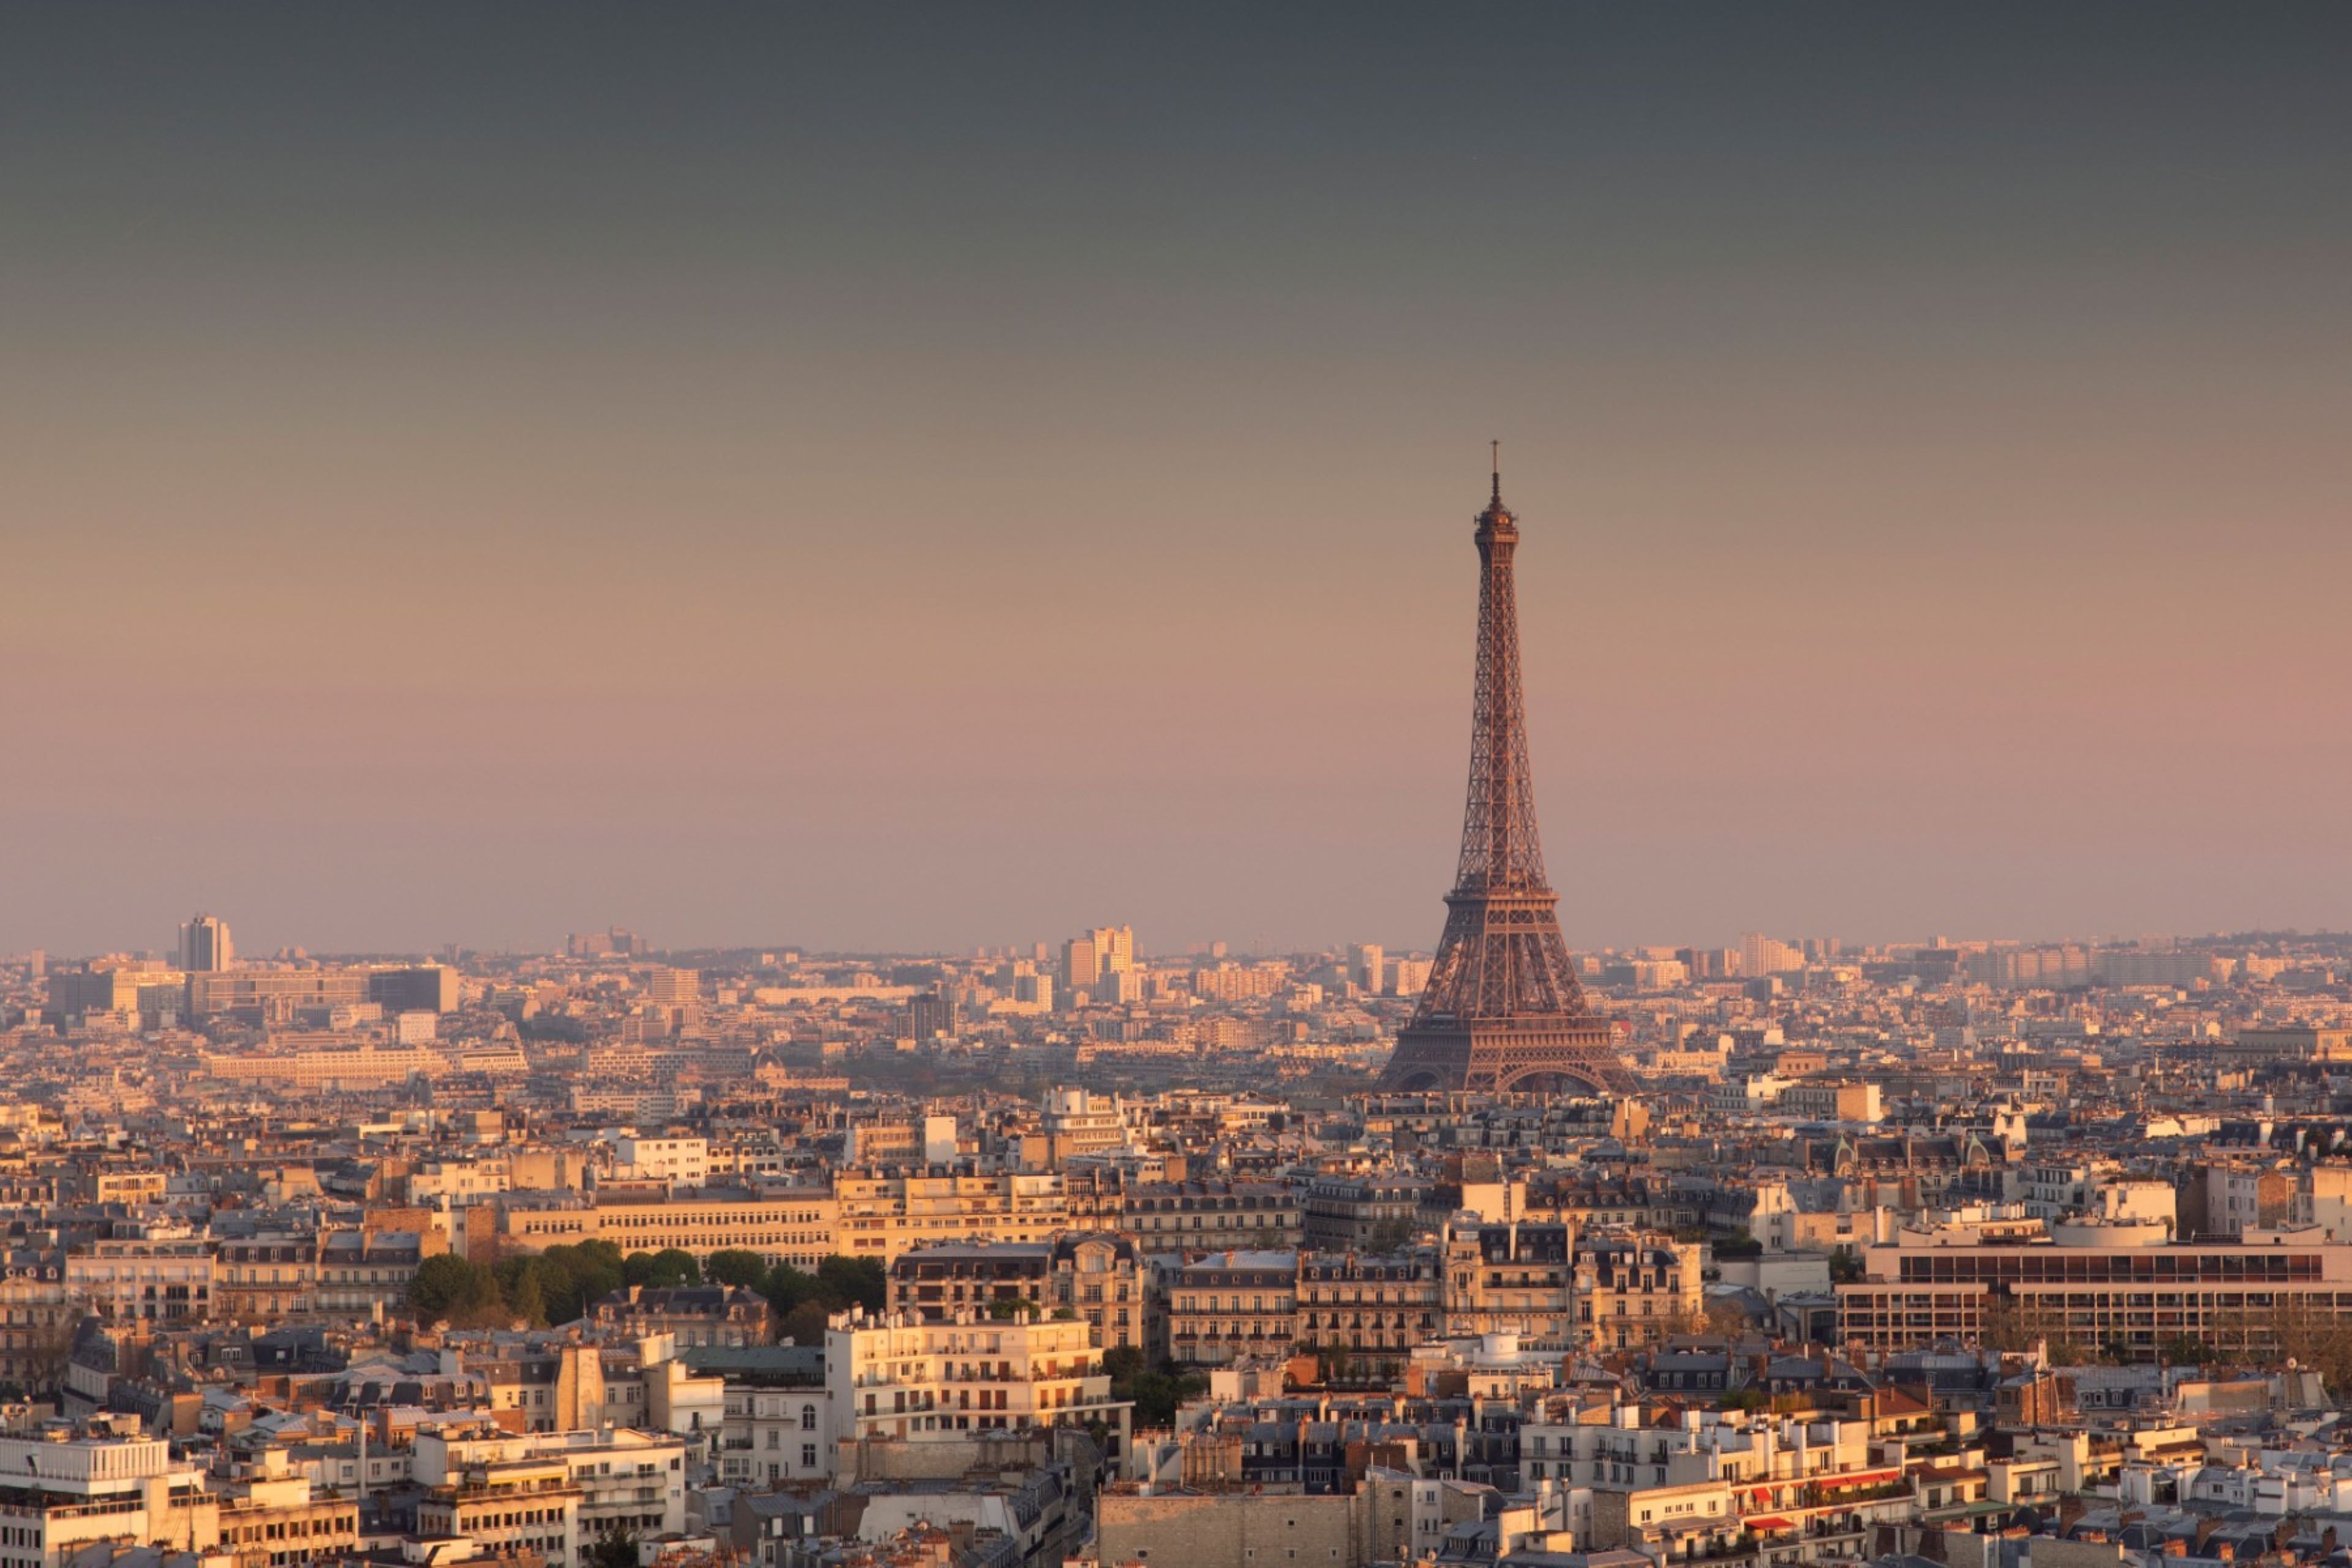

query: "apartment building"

left=698, top=1346, right=831, bottom=1490
left=212, top=1449, right=361, bottom=1568
left=1296, top=1246, right=1443, bottom=1361
left=884, top=1234, right=1147, bottom=1351
left=496, top=1186, right=838, bottom=1267
left=826, top=1308, right=1128, bottom=1456
left=1523, top=1408, right=1910, bottom=1563
left=1573, top=1231, right=1703, bottom=1350
left=214, top=1231, right=321, bottom=1322
left=413, top=1427, right=686, bottom=1560
left=1166, top=1250, right=1298, bottom=1368
left=584, top=1285, right=769, bottom=1349
left=0, top=1427, right=211, bottom=1568
left=1441, top=1221, right=1574, bottom=1342
left=834, top=1169, right=1066, bottom=1261
left=65, top=1235, right=214, bottom=1325
left=1121, top=1179, right=1301, bottom=1255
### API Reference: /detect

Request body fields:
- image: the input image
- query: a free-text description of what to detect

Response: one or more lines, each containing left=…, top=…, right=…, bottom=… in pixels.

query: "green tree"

left=777, top=1300, right=832, bottom=1347
left=706, top=1250, right=771, bottom=1288
left=816, top=1255, right=887, bottom=1313
left=410, top=1254, right=500, bottom=1321
left=489, top=1257, right=554, bottom=1327
left=1126, top=1370, right=1207, bottom=1427
left=1101, top=1345, right=1148, bottom=1387
left=761, top=1263, right=820, bottom=1319
left=586, top=1530, right=638, bottom=1568
left=1366, top=1218, right=1417, bottom=1253
left=625, top=1248, right=703, bottom=1289
left=532, top=1240, right=627, bottom=1323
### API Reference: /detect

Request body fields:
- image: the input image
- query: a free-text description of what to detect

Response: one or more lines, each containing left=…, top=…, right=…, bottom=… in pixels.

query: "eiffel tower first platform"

left=1378, top=454, right=1635, bottom=1097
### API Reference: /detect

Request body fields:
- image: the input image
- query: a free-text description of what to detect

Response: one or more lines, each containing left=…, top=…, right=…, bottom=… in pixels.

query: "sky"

left=3, top=4, right=2350, bottom=960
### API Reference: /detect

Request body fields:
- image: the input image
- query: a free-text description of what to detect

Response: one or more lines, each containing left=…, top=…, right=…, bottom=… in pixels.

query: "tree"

left=411, top=1254, right=499, bottom=1321
left=625, top=1248, right=703, bottom=1289
left=1126, top=1369, right=1207, bottom=1427
left=761, top=1263, right=821, bottom=1319
left=1827, top=1248, right=1865, bottom=1285
left=777, top=1300, right=832, bottom=1347
left=586, top=1530, right=638, bottom=1568
left=706, top=1250, right=771, bottom=1288
left=816, top=1255, right=887, bottom=1314
left=531, top=1240, right=627, bottom=1324
left=505, top=1265, right=549, bottom=1327
left=1366, top=1217, right=1417, bottom=1253
left=1102, top=1345, right=1148, bottom=1387
left=486, top=1256, right=555, bottom=1328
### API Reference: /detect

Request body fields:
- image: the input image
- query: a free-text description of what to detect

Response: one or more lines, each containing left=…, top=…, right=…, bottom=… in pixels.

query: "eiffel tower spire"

left=1379, top=456, right=1632, bottom=1096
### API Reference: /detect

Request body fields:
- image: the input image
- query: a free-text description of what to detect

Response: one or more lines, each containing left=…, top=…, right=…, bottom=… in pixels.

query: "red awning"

left=1747, top=1518, right=1796, bottom=1532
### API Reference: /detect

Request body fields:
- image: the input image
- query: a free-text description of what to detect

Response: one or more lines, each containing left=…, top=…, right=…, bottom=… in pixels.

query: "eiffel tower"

left=1378, top=452, right=1634, bottom=1096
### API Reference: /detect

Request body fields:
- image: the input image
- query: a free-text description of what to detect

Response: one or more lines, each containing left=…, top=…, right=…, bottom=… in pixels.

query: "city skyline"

left=7, top=6, right=2351, bottom=955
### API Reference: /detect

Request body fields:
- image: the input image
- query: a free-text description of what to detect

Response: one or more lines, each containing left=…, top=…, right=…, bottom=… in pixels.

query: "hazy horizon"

left=6, top=5, right=2350, bottom=958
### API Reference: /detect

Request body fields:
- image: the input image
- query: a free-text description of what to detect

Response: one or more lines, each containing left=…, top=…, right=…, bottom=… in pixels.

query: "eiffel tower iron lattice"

left=1378, top=455, right=1635, bottom=1096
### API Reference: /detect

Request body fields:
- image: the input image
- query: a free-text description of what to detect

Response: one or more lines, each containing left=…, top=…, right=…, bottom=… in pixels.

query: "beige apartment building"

left=494, top=1187, right=839, bottom=1268
left=834, top=1169, right=1066, bottom=1262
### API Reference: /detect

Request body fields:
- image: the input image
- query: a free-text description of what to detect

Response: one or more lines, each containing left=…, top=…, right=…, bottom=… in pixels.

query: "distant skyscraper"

left=908, top=991, right=956, bottom=1041
left=1089, top=925, right=1136, bottom=974
left=179, top=913, right=233, bottom=973
left=646, top=967, right=700, bottom=1006
left=1739, top=932, right=1803, bottom=976
left=1349, top=943, right=1385, bottom=995
left=1378, top=458, right=1633, bottom=1095
left=1061, top=937, right=1099, bottom=995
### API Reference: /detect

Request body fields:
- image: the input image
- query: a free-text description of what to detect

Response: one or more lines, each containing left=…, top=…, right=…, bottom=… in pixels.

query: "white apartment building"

left=414, top=1427, right=687, bottom=1563
left=0, top=1428, right=209, bottom=1568
left=1523, top=1408, right=1910, bottom=1561
left=720, top=1382, right=834, bottom=1488
left=610, top=1136, right=710, bottom=1189
left=826, top=1308, right=1130, bottom=1459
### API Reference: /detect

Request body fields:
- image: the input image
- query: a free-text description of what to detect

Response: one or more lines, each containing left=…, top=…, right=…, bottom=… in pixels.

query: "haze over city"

left=20, top=11, right=2352, bottom=1568
left=7, top=4, right=2350, bottom=957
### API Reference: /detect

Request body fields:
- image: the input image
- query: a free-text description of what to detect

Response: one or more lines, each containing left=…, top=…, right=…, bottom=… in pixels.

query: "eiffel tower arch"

left=1378, top=457, right=1634, bottom=1096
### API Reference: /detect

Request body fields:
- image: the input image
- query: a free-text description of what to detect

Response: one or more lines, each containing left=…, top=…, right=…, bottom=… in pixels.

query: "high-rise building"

left=1090, top=925, right=1137, bottom=974
left=1348, top=943, right=1385, bottom=995
left=646, top=967, right=700, bottom=1006
left=1060, top=937, right=1099, bottom=995
left=1739, top=932, right=1804, bottom=976
left=908, top=991, right=956, bottom=1041
left=180, top=912, right=234, bottom=973
left=1378, top=458, right=1632, bottom=1096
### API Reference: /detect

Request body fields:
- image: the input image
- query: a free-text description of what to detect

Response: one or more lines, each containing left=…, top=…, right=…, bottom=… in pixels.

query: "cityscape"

left=7, top=10, right=2352, bottom=1568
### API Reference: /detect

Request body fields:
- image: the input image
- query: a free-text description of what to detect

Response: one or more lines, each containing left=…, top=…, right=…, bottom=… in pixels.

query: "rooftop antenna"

left=1490, top=440, right=1501, bottom=503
